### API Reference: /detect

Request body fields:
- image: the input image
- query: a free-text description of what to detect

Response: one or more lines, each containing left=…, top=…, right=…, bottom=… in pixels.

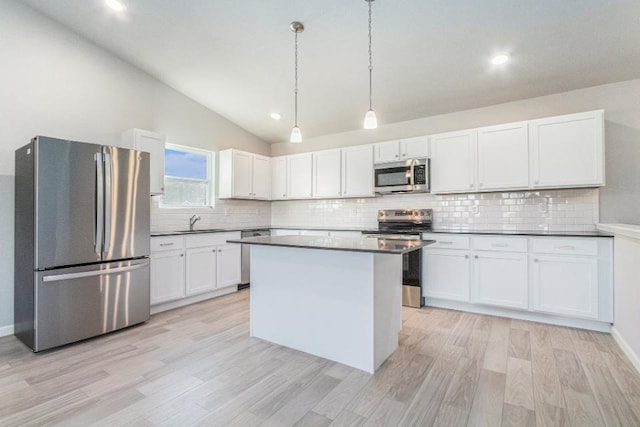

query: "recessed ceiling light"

left=105, top=0, right=125, bottom=12
left=491, top=54, right=510, bottom=65
left=270, top=112, right=282, bottom=120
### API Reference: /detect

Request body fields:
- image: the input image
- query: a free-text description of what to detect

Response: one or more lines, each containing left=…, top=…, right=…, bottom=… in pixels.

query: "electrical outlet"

left=471, top=205, right=480, bottom=214
left=539, top=202, right=548, bottom=214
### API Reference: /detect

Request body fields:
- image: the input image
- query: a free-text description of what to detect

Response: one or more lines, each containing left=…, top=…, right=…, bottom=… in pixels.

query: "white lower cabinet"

left=531, top=255, right=599, bottom=320
left=423, top=249, right=470, bottom=302
left=472, top=252, right=528, bottom=309
left=216, top=244, right=242, bottom=287
left=185, top=246, right=218, bottom=296
left=150, top=249, right=185, bottom=305
left=151, top=232, right=241, bottom=309
left=422, top=233, right=613, bottom=328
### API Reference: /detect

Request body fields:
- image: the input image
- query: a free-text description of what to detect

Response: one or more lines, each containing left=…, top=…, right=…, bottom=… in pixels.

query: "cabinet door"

left=477, top=122, right=529, bottom=191
left=472, top=252, right=528, bottom=309
left=422, top=249, right=470, bottom=301
left=130, top=129, right=165, bottom=195
left=288, top=153, right=313, bottom=199
left=252, top=155, right=271, bottom=199
left=342, top=145, right=374, bottom=197
left=374, top=140, right=401, bottom=163
left=529, top=110, right=604, bottom=188
left=430, top=130, right=477, bottom=193
left=401, top=136, right=429, bottom=160
left=185, top=246, right=217, bottom=296
left=532, top=255, right=598, bottom=319
left=271, top=156, right=288, bottom=200
left=231, top=150, right=253, bottom=198
left=216, top=244, right=241, bottom=288
left=313, top=149, right=342, bottom=198
left=150, top=250, right=184, bottom=305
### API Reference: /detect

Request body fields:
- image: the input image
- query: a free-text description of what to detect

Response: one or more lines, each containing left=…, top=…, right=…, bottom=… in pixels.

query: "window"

left=161, top=143, right=214, bottom=208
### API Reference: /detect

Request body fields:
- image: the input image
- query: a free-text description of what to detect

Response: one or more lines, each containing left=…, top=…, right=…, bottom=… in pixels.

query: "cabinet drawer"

left=531, top=238, right=597, bottom=256
left=473, top=236, right=528, bottom=253
left=151, top=236, right=185, bottom=252
left=186, top=232, right=241, bottom=249
left=421, top=234, right=470, bottom=250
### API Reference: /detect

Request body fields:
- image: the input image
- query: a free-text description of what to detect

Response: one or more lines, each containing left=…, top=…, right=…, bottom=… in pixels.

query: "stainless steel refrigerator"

left=14, top=136, right=151, bottom=352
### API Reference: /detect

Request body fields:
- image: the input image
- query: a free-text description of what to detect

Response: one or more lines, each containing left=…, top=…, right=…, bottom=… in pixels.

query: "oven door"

left=374, top=162, right=413, bottom=193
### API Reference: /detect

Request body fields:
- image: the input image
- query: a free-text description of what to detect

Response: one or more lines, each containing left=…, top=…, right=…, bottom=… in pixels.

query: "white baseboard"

left=151, top=286, right=238, bottom=315
left=425, top=298, right=612, bottom=333
left=0, top=324, right=14, bottom=338
left=611, top=327, right=640, bottom=375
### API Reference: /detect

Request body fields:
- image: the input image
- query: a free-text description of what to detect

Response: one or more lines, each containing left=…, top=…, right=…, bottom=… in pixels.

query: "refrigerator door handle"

left=103, top=152, right=112, bottom=253
left=94, top=153, right=104, bottom=255
left=42, top=262, right=148, bottom=283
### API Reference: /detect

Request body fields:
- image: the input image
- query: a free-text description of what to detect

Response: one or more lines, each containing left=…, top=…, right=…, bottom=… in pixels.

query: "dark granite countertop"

left=227, top=235, right=435, bottom=254
left=424, top=229, right=613, bottom=238
left=270, top=226, right=377, bottom=232
left=151, top=227, right=270, bottom=237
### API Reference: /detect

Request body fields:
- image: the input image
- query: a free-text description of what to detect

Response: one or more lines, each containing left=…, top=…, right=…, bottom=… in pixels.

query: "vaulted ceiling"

left=21, top=0, right=640, bottom=143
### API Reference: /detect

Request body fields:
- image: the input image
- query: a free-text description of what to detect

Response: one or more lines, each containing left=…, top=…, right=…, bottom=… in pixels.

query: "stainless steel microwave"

left=374, top=158, right=430, bottom=194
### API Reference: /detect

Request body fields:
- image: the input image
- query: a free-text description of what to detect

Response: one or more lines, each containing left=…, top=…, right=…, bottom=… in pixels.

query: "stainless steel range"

left=363, top=209, right=432, bottom=308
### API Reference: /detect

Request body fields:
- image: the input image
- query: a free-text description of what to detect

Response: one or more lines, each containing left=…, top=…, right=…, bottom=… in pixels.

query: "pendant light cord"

left=368, top=0, right=373, bottom=111
left=294, top=29, right=299, bottom=127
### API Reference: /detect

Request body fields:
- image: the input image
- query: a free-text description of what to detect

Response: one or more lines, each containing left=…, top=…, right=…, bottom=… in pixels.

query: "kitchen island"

left=227, top=235, right=434, bottom=373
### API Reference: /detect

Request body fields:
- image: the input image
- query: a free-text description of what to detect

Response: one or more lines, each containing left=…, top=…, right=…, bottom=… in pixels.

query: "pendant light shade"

left=289, top=21, right=304, bottom=143
left=290, top=126, right=302, bottom=143
left=363, top=0, right=378, bottom=130
left=363, top=109, right=378, bottom=130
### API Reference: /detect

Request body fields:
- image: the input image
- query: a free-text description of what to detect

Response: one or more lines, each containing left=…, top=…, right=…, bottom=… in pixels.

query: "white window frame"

left=160, top=143, right=215, bottom=209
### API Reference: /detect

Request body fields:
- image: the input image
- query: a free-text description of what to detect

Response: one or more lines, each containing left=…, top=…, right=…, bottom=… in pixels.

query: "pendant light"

left=363, top=0, right=378, bottom=130
left=289, top=21, right=304, bottom=143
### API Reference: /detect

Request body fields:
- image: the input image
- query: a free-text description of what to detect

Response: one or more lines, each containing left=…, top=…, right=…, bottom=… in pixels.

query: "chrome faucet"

left=189, top=214, right=201, bottom=231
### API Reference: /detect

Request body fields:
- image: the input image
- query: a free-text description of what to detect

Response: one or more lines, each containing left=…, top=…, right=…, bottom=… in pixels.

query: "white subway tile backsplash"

left=270, top=189, right=599, bottom=232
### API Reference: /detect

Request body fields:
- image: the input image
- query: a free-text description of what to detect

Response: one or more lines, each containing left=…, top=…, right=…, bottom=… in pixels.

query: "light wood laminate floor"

left=1, top=289, right=639, bottom=426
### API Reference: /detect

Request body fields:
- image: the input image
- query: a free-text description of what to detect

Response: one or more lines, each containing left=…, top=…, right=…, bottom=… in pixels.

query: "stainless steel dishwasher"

left=240, top=229, right=271, bottom=288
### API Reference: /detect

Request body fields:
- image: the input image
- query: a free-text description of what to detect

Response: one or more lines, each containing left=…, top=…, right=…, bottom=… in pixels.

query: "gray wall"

left=271, top=79, right=640, bottom=226
left=0, top=0, right=270, bottom=333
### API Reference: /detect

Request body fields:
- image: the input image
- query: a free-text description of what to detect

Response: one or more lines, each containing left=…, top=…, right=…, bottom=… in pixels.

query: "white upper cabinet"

left=219, top=149, right=271, bottom=200
left=529, top=110, right=604, bottom=188
left=374, top=140, right=401, bottom=163
left=400, top=136, right=430, bottom=160
left=288, top=153, right=314, bottom=199
left=342, top=145, right=375, bottom=197
left=122, top=128, right=166, bottom=195
left=313, top=149, right=342, bottom=198
left=430, top=130, right=477, bottom=193
left=271, top=156, right=288, bottom=200
left=252, top=154, right=271, bottom=199
left=476, top=122, right=529, bottom=191
left=374, top=137, right=429, bottom=163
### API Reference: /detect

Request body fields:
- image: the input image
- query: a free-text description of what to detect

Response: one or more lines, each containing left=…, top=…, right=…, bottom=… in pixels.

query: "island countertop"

left=228, top=235, right=435, bottom=254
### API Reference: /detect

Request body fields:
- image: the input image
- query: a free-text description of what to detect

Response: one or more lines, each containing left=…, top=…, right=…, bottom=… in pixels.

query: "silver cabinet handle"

left=491, top=243, right=509, bottom=248
left=160, top=242, right=174, bottom=247
left=465, top=255, right=469, bottom=259
left=181, top=253, right=184, bottom=257
left=218, top=249, right=222, bottom=253
left=395, top=154, right=399, bottom=158
left=439, top=241, right=454, bottom=245
left=283, top=194, right=286, bottom=197
left=534, top=258, right=539, bottom=262
left=557, top=245, right=576, bottom=250
left=474, top=255, right=479, bottom=259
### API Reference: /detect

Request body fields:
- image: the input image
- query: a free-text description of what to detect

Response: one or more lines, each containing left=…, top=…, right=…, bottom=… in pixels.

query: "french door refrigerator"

left=14, top=136, right=151, bottom=352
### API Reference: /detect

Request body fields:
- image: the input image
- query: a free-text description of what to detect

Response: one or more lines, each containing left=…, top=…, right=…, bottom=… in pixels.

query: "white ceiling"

left=20, top=0, right=640, bottom=143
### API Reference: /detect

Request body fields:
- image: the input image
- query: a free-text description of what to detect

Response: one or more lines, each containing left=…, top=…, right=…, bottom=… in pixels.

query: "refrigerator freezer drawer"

left=34, top=259, right=150, bottom=352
